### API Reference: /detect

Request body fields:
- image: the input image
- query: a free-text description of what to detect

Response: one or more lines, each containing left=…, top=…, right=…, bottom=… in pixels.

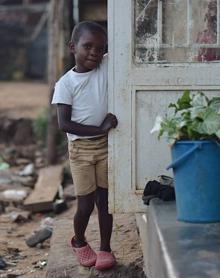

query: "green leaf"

left=215, top=130, right=220, bottom=139
left=168, top=103, right=177, bottom=109
left=190, top=106, right=206, bottom=119
left=196, top=108, right=220, bottom=135
left=191, top=91, right=209, bottom=107
left=209, top=97, right=220, bottom=113
left=176, top=90, right=191, bottom=110
left=151, top=90, right=220, bottom=144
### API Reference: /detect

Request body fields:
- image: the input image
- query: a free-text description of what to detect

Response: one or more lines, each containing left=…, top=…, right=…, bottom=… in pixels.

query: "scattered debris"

left=33, top=259, right=47, bottom=269
left=63, top=184, right=76, bottom=201
left=1, top=189, right=27, bottom=202
left=2, top=269, right=29, bottom=277
left=15, top=158, right=31, bottom=166
left=40, top=217, right=54, bottom=230
left=25, top=218, right=54, bottom=248
left=58, top=184, right=64, bottom=199
left=1, top=147, right=18, bottom=166
left=18, top=163, right=35, bottom=177
left=34, top=150, right=46, bottom=168
left=0, top=170, right=13, bottom=188
left=0, top=203, right=4, bottom=214
left=8, top=210, right=31, bottom=223
left=11, top=175, right=36, bottom=188
left=53, top=199, right=68, bottom=214
left=25, top=228, right=52, bottom=248
left=34, top=156, right=46, bottom=168
left=0, top=86, right=69, bottom=277
left=0, top=257, right=7, bottom=270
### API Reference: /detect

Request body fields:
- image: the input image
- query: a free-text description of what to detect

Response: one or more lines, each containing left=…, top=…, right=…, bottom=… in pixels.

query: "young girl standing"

left=52, top=21, right=118, bottom=270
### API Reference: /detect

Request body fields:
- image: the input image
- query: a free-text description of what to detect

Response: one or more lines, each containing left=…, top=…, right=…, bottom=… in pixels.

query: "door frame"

left=108, top=0, right=220, bottom=213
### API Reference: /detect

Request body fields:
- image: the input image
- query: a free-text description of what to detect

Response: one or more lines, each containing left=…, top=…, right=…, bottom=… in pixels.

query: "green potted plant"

left=151, top=90, right=220, bottom=223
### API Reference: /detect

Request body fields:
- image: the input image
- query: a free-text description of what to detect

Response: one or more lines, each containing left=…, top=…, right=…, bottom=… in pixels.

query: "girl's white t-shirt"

left=52, top=55, right=108, bottom=141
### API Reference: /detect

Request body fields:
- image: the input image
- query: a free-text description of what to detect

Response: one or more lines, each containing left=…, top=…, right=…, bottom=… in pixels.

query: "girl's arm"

left=57, top=104, right=117, bottom=136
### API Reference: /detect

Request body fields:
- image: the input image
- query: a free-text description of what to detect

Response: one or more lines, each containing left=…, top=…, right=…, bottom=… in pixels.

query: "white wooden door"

left=108, top=0, right=220, bottom=213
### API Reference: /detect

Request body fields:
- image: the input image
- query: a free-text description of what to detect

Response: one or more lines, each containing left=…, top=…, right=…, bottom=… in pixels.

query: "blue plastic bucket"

left=167, top=140, right=220, bottom=223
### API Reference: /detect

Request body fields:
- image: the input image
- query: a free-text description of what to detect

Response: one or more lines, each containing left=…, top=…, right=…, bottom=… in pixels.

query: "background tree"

left=47, top=0, right=72, bottom=164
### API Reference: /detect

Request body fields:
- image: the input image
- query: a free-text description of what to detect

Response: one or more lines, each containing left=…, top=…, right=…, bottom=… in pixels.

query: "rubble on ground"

left=0, top=116, right=146, bottom=278
left=0, top=120, right=74, bottom=276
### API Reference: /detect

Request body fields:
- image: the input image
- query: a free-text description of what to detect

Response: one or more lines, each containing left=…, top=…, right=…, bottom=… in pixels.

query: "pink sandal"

left=95, top=251, right=116, bottom=270
left=70, top=237, right=97, bottom=267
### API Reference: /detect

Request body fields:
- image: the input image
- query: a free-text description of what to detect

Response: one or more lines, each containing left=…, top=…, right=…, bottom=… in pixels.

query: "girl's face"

left=69, top=30, right=106, bottom=73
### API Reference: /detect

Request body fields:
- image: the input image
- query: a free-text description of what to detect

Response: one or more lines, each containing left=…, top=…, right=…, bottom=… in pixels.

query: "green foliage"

left=151, top=91, right=220, bottom=144
left=33, top=109, right=48, bottom=143
left=0, top=156, right=9, bottom=170
left=33, top=109, right=67, bottom=155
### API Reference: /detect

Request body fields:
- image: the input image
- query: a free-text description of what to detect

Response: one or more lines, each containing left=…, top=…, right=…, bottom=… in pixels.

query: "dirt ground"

left=0, top=81, right=146, bottom=278
left=0, top=81, right=49, bottom=119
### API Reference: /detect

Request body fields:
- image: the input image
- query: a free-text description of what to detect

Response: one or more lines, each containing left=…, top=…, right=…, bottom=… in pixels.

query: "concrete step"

left=137, top=199, right=220, bottom=278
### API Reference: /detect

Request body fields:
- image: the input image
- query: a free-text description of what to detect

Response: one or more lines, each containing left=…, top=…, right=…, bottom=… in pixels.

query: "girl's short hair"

left=71, top=21, right=107, bottom=43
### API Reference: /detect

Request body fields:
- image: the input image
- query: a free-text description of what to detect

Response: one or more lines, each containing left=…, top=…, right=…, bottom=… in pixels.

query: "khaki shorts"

left=68, top=135, right=108, bottom=196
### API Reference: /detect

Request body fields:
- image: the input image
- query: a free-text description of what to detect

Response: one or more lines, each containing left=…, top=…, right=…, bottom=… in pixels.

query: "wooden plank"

left=24, top=165, right=63, bottom=212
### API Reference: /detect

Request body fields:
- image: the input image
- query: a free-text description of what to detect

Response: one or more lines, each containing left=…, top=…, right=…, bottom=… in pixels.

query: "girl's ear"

left=69, top=41, right=75, bottom=53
